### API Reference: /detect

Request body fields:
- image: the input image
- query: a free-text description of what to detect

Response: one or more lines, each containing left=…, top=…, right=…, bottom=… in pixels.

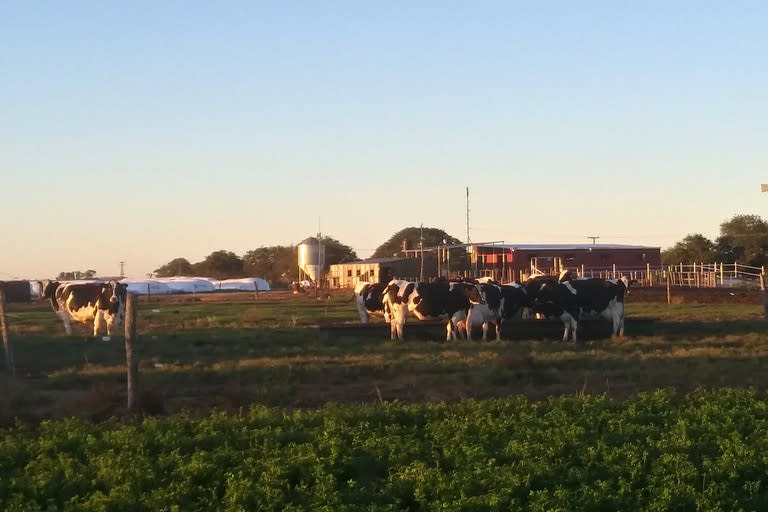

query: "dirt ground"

left=628, top=286, right=763, bottom=304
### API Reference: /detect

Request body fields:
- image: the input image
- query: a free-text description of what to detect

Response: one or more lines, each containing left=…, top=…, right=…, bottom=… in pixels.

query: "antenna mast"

left=465, top=186, right=471, bottom=245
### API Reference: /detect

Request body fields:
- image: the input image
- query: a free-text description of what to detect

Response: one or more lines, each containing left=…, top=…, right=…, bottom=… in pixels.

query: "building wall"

left=473, top=246, right=662, bottom=282
left=328, top=258, right=427, bottom=288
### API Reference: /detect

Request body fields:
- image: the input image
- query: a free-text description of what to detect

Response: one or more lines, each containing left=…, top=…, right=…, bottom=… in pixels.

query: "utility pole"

left=466, top=186, right=471, bottom=246
left=587, top=236, right=600, bottom=245
left=419, top=223, right=424, bottom=282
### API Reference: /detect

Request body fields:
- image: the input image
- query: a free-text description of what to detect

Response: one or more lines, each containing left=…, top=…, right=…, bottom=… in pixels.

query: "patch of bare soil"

left=629, top=287, right=762, bottom=304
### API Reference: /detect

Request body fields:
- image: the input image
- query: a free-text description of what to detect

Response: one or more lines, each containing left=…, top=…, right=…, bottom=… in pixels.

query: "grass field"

left=3, top=291, right=768, bottom=510
left=1, top=290, right=767, bottom=423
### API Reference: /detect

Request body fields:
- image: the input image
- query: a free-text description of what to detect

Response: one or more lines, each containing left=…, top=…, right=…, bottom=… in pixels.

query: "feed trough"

left=317, top=317, right=656, bottom=341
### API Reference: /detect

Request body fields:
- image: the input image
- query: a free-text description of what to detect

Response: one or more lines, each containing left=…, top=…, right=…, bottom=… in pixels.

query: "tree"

left=661, top=234, right=716, bottom=264
left=321, top=236, right=358, bottom=266
left=372, top=227, right=469, bottom=275
left=56, top=270, right=98, bottom=280
left=372, top=227, right=463, bottom=258
left=716, top=214, right=768, bottom=267
left=154, top=258, right=194, bottom=278
left=193, top=250, right=245, bottom=279
left=243, top=246, right=296, bottom=286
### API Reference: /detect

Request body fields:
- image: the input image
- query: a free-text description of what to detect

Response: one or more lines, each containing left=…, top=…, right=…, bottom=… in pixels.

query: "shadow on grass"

left=656, top=320, right=768, bottom=338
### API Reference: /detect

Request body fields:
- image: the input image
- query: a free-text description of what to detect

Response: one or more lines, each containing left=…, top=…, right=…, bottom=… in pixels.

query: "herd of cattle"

left=354, top=273, right=631, bottom=342
left=17, top=272, right=628, bottom=342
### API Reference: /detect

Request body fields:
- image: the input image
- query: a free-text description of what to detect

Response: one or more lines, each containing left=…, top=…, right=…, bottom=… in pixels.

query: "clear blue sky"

left=2, top=1, right=766, bottom=279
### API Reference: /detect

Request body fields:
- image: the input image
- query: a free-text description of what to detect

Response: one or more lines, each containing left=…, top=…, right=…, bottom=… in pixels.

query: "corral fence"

left=661, top=262, right=764, bottom=289
left=464, top=262, right=765, bottom=289
left=538, top=262, right=763, bottom=289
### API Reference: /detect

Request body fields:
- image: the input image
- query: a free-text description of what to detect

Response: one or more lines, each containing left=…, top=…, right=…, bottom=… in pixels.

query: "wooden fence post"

left=0, top=288, right=14, bottom=376
left=761, top=273, right=768, bottom=320
left=666, top=268, right=672, bottom=305
left=125, top=293, right=138, bottom=414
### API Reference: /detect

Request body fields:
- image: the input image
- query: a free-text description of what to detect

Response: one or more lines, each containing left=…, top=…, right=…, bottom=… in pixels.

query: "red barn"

left=469, top=243, right=662, bottom=282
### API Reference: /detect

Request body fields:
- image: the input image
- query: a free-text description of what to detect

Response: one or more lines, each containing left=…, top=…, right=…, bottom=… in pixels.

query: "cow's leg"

left=559, top=313, right=569, bottom=342
left=390, top=305, right=406, bottom=341
left=389, top=319, right=398, bottom=340
left=59, top=311, right=73, bottom=336
left=449, top=311, right=467, bottom=341
left=396, top=319, right=405, bottom=341
left=560, top=312, right=578, bottom=342
left=397, top=305, right=408, bottom=341
left=356, top=300, right=370, bottom=323
left=456, top=320, right=467, bottom=340
left=93, top=310, right=103, bottom=337
left=616, top=303, right=625, bottom=336
left=481, top=322, right=489, bottom=341
left=494, top=320, right=502, bottom=341
left=105, top=313, right=115, bottom=336
left=570, top=310, right=580, bottom=342
left=465, top=308, right=475, bottom=341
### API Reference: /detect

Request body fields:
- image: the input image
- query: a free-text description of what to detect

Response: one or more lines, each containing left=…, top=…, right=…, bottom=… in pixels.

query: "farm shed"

left=470, top=243, right=662, bottom=282
left=328, top=257, right=436, bottom=288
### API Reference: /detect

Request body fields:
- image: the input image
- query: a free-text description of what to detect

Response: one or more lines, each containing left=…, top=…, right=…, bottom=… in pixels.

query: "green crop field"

left=2, top=291, right=768, bottom=510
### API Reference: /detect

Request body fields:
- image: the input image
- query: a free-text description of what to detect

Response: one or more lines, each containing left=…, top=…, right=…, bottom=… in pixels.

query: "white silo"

left=297, top=236, right=325, bottom=284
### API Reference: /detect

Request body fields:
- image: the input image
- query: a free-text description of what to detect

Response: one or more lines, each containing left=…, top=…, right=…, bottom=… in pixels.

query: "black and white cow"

left=534, top=276, right=629, bottom=342
left=463, top=282, right=537, bottom=341
left=521, top=274, right=562, bottom=319
left=384, top=279, right=484, bottom=341
left=353, top=281, right=389, bottom=323
left=40, top=280, right=128, bottom=336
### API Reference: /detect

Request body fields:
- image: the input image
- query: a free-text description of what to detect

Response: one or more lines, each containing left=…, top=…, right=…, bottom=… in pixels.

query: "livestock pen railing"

left=475, top=263, right=765, bottom=289
left=561, top=263, right=764, bottom=289
left=661, top=262, right=764, bottom=289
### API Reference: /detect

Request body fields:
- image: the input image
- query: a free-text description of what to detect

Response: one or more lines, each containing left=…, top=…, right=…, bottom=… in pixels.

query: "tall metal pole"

left=466, top=187, right=471, bottom=246
left=419, top=224, right=424, bottom=282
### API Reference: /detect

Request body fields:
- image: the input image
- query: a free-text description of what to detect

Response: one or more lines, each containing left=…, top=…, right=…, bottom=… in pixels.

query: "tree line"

left=145, top=215, right=768, bottom=288
left=152, top=228, right=461, bottom=287
left=661, top=214, right=768, bottom=267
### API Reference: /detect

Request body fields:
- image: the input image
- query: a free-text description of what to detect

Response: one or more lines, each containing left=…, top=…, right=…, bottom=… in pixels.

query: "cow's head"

left=618, top=275, right=636, bottom=294
left=39, top=280, right=60, bottom=300
left=100, top=281, right=127, bottom=307
left=451, top=282, right=484, bottom=305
